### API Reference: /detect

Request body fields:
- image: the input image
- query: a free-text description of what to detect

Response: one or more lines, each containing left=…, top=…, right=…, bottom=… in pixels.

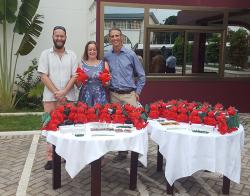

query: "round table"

left=148, top=120, right=244, bottom=195
left=45, top=122, right=148, bottom=196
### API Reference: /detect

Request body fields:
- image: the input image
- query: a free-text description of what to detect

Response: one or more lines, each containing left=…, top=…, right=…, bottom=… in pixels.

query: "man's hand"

left=135, top=93, right=140, bottom=101
left=54, top=90, right=66, bottom=100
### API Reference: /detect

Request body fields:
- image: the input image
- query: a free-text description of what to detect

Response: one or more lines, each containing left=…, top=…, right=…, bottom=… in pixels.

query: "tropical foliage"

left=0, top=0, right=43, bottom=111
left=15, top=58, right=43, bottom=109
left=228, top=28, right=249, bottom=69
left=206, top=34, right=220, bottom=66
left=173, top=36, right=184, bottom=65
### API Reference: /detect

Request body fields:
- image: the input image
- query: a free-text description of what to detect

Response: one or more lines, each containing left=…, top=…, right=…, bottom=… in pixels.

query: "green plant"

left=206, top=34, right=220, bottom=65
left=228, top=28, right=248, bottom=69
left=173, top=35, right=193, bottom=66
left=0, top=0, right=43, bottom=111
left=0, top=115, right=41, bottom=131
left=173, top=35, right=184, bottom=65
left=15, top=58, right=43, bottom=109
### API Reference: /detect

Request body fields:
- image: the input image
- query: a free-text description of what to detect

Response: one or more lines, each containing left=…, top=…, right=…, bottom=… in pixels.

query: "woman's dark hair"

left=82, top=41, right=99, bottom=60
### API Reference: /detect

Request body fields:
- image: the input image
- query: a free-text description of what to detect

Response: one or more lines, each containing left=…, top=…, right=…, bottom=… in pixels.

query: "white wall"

left=13, top=0, right=96, bottom=75
left=88, top=0, right=97, bottom=41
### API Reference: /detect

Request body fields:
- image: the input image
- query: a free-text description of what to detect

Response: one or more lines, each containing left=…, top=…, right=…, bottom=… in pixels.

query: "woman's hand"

left=104, top=80, right=110, bottom=86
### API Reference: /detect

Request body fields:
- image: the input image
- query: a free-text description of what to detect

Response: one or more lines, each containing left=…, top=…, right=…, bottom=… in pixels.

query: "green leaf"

left=64, top=107, right=70, bottom=116
left=224, top=113, right=240, bottom=129
left=122, top=109, right=128, bottom=117
left=27, top=82, right=44, bottom=98
left=145, top=104, right=150, bottom=113
left=14, top=0, right=40, bottom=34
left=0, top=0, right=17, bottom=23
left=16, top=14, right=43, bottom=56
left=198, top=112, right=206, bottom=121
left=140, top=112, right=148, bottom=121
left=42, top=112, right=51, bottom=125
left=231, top=113, right=240, bottom=128
left=95, top=108, right=99, bottom=116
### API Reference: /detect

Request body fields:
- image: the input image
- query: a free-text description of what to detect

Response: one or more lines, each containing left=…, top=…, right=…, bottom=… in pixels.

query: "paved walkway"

left=0, top=114, right=249, bottom=196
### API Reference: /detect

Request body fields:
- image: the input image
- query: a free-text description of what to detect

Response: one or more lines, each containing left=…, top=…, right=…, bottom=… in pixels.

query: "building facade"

left=13, top=0, right=96, bottom=74
left=96, top=0, right=250, bottom=112
left=4, top=0, right=250, bottom=111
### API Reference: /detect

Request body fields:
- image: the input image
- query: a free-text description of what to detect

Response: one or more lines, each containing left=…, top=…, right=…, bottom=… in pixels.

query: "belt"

left=110, top=88, right=134, bottom=94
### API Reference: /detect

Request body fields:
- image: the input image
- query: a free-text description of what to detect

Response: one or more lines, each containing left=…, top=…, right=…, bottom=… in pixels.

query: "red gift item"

left=227, top=106, right=237, bottom=116
left=76, top=67, right=88, bottom=84
left=99, top=68, right=110, bottom=86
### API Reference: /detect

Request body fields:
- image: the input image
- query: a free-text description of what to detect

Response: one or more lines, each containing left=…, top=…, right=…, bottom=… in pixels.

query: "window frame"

left=100, top=2, right=235, bottom=80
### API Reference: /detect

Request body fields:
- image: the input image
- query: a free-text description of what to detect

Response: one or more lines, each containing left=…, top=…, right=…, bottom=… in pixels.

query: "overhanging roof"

left=104, top=13, right=159, bottom=24
left=100, top=0, right=250, bottom=9
left=177, top=9, right=250, bottom=30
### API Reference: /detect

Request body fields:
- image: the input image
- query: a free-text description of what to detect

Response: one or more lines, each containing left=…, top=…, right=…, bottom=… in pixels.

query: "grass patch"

left=0, top=107, right=43, bottom=113
left=0, top=115, right=42, bottom=131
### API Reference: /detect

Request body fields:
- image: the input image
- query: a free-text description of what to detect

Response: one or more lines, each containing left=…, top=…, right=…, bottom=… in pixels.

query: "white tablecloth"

left=148, top=120, right=244, bottom=186
left=46, top=124, right=148, bottom=178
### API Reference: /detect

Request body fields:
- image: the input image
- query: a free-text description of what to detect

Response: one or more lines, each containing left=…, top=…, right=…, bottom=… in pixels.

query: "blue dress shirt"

left=104, top=46, right=146, bottom=94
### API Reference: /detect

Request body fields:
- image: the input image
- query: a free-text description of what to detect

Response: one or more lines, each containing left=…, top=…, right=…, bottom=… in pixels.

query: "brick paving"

left=0, top=135, right=33, bottom=196
left=0, top=113, right=249, bottom=196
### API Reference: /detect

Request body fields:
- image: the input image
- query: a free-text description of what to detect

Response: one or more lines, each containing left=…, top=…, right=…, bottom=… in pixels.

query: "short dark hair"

left=109, top=27, right=122, bottom=37
left=82, top=41, right=99, bottom=60
left=53, top=26, right=66, bottom=34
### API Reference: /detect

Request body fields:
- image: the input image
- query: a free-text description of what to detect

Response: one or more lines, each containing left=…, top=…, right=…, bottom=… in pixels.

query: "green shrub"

left=15, top=59, right=43, bottom=110
left=228, top=28, right=248, bottom=69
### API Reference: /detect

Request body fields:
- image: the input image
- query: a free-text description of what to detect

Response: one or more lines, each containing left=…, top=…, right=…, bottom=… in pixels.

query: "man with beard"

left=38, top=26, right=77, bottom=170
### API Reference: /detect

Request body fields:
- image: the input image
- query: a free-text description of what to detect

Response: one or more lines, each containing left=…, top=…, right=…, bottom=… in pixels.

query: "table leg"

left=222, top=176, right=230, bottom=195
left=166, top=181, right=174, bottom=195
left=52, top=145, right=61, bottom=189
left=157, top=145, right=163, bottom=172
left=91, top=158, right=101, bottom=196
left=130, top=151, right=139, bottom=190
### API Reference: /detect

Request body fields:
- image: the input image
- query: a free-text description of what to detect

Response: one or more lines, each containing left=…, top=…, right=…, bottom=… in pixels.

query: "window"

left=184, top=31, right=221, bottom=75
left=146, top=29, right=224, bottom=76
left=224, top=26, right=250, bottom=78
left=104, top=20, right=113, bottom=29
left=101, top=4, right=250, bottom=79
left=149, top=8, right=223, bottom=26
left=147, top=31, right=184, bottom=74
left=103, top=6, right=144, bottom=52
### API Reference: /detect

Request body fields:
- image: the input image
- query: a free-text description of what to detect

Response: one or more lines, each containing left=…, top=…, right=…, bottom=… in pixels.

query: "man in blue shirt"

left=104, top=27, right=145, bottom=106
left=104, top=27, right=146, bottom=161
left=166, top=51, right=176, bottom=73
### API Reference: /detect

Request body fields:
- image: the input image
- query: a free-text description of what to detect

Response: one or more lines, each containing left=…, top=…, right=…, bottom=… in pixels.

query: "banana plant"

left=0, top=0, right=43, bottom=111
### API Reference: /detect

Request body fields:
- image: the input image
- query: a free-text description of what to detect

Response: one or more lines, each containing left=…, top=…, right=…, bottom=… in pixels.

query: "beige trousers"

left=110, top=91, right=138, bottom=107
left=110, top=91, right=138, bottom=156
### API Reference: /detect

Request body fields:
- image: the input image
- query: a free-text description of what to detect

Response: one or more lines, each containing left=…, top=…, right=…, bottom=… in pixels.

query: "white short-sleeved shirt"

left=38, top=48, right=77, bottom=102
